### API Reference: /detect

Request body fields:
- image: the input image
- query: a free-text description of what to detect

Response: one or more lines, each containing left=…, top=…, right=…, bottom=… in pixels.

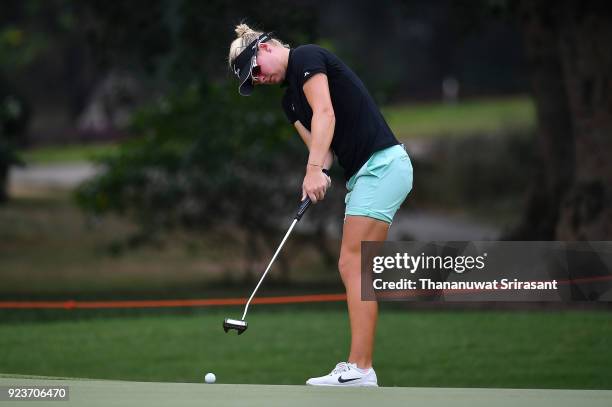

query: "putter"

left=223, top=170, right=329, bottom=335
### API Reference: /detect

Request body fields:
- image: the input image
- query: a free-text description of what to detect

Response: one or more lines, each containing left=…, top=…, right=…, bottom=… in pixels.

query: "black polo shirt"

left=281, top=44, right=399, bottom=180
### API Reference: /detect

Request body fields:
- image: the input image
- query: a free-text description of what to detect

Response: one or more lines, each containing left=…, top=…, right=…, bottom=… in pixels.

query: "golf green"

left=1, top=377, right=611, bottom=407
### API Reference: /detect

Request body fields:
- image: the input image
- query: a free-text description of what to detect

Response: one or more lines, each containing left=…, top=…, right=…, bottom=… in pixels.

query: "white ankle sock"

left=350, top=363, right=370, bottom=374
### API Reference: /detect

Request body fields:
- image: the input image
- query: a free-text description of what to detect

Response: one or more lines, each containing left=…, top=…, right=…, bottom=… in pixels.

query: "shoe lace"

left=331, top=362, right=351, bottom=375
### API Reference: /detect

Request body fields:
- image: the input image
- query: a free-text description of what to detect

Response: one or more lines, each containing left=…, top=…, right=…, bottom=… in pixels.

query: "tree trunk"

left=513, top=0, right=612, bottom=240
left=554, top=2, right=612, bottom=239
left=0, top=164, right=8, bottom=204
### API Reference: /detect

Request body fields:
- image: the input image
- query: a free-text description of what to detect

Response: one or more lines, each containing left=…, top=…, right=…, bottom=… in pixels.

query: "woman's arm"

left=300, top=73, right=335, bottom=203
left=302, top=74, right=335, bottom=170
left=294, top=120, right=334, bottom=170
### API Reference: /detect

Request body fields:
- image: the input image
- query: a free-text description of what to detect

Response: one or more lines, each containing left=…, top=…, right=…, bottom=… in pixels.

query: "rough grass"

left=0, top=193, right=337, bottom=297
left=383, top=96, right=535, bottom=140
left=19, top=142, right=120, bottom=165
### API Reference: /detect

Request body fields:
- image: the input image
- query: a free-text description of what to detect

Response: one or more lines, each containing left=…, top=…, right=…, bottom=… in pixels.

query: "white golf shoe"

left=306, top=362, right=378, bottom=387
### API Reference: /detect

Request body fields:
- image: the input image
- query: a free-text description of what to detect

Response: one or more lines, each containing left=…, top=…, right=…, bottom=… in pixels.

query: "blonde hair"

left=228, top=23, right=289, bottom=69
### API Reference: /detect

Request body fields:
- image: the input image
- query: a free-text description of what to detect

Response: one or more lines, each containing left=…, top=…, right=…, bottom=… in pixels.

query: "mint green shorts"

left=344, top=144, right=413, bottom=224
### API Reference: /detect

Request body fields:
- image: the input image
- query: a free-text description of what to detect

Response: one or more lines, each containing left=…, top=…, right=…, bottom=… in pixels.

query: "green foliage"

left=68, top=0, right=338, bottom=270
left=75, top=82, right=311, bottom=240
left=0, top=25, right=47, bottom=70
left=68, top=0, right=319, bottom=81
left=1, top=0, right=83, bottom=72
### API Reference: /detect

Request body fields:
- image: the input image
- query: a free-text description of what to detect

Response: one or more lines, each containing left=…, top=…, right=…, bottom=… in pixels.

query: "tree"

left=74, top=1, right=343, bottom=280
left=0, top=78, right=28, bottom=203
left=511, top=0, right=612, bottom=240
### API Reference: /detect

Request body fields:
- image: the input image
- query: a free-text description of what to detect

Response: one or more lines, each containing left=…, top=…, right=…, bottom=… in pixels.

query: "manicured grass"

left=0, top=308, right=610, bottom=389
left=383, top=96, right=535, bottom=139
left=19, top=142, right=120, bottom=165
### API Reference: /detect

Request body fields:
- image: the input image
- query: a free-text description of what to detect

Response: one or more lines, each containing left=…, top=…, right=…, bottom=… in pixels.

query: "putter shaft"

left=241, top=218, right=298, bottom=320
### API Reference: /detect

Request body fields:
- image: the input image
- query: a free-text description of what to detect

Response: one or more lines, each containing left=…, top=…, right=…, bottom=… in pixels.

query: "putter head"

left=223, top=318, right=248, bottom=335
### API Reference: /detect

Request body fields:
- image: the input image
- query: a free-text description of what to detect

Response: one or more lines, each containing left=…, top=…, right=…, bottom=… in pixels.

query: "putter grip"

left=295, top=169, right=330, bottom=221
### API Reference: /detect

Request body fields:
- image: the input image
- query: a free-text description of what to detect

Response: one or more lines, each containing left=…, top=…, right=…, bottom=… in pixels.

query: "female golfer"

left=228, top=24, right=413, bottom=387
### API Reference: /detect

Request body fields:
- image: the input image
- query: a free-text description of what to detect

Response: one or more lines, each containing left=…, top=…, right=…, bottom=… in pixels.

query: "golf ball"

left=205, top=372, right=216, bottom=384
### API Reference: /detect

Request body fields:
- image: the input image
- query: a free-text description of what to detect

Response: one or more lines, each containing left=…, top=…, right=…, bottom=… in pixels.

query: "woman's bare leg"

left=338, top=215, right=389, bottom=369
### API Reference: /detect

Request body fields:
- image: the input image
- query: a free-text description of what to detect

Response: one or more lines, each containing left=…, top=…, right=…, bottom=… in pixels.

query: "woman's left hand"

left=302, top=167, right=331, bottom=203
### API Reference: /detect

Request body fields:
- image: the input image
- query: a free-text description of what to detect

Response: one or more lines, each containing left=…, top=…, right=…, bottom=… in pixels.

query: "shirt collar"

left=281, top=48, right=294, bottom=88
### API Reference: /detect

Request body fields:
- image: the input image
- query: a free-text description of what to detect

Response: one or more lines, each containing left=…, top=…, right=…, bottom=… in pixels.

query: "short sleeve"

left=281, top=90, right=298, bottom=124
left=294, top=45, right=328, bottom=87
